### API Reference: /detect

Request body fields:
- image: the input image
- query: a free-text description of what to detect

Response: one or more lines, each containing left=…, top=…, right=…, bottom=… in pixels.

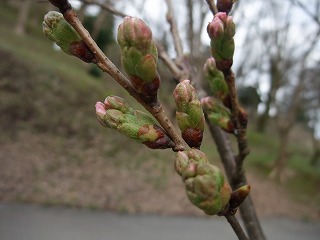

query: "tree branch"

left=165, top=0, right=184, bottom=58
left=205, top=0, right=219, bottom=15
left=226, top=215, right=249, bottom=240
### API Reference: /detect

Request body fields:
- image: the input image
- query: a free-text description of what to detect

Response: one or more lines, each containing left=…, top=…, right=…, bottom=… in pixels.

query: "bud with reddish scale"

left=207, top=12, right=235, bottom=71
left=117, top=16, right=160, bottom=104
left=229, top=185, right=251, bottom=209
left=204, top=58, right=229, bottom=102
left=96, top=96, right=174, bottom=149
left=43, top=11, right=95, bottom=63
left=173, top=80, right=205, bottom=148
left=201, top=97, right=234, bottom=133
left=217, top=0, right=236, bottom=14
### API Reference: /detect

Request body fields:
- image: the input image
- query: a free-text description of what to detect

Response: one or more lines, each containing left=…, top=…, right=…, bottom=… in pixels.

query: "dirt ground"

left=0, top=131, right=319, bottom=221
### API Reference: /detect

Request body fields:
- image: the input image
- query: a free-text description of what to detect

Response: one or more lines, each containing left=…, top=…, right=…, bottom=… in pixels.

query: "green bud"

left=43, top=11, right=95, bottom=63
left=207, top=12, right=235, bottom=71
left=174, top=151, right=189, bottom=176
left=187, top=148, right=209, bottom=164
left=117, top=16, right=153, bottom=51
left=96, top=96, right=173, bottom=149
left=184, top=162, right=232, bottom=215
left=201, top=97, right=231, bottom=117
left=208, top=112, right=234, bottom=133
left=104, top=96, right=133, bottom=114
left=204, top=58, right=229, bottom=101
left=173, top=80, right=205, bottom=148
left=117, top=17, right=160, bottom=104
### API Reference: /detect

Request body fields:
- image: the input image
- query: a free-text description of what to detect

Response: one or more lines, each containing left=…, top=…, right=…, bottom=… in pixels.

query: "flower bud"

left=43, top=11, right=95, bottom=63
left=96, top=96, right=174, bottom=149
left=208, top=112, right=234, bottom=133
left=117, top=16, right=153, bottom=51
left=187, top=148, right=209, bottom=164
left=173, top=80, right=205, bottom=148
left=104, top=96, right=133, bottom=114
left=229, top=185, right=251, bottom=209
left=174, top=151, right=189, bottom=176
left=207, top=12, right=235, bottom=71
left=203, top=58, right=229, bottom=101
left=183, top=162, right=232, bottom=215
left=117, top=17, right=160, bottom=104
left=201, top=97, right=231, bottom=117
left=217, top=0, right=235, bottom=14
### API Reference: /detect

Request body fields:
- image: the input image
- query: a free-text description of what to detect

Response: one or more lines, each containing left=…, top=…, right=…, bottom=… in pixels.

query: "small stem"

left=205, top=0, right=219, bottom=15
left=225, top=215, right=249, bottom=240
left=165, top=0, right=184, bottom=58
left=80, top=0, right=127, bottom=18
left=223, top=70, right=250, bottom=169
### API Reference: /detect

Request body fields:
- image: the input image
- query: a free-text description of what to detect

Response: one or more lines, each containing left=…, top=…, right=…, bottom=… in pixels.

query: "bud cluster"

left=174, top=149, right=232, bottom=215
left=173, top=80, right=205, bottom=148
left=117, top=17, right=160, bottom=104
left=96, top=96, right=174, bottom=149
left=43, top=11, right=95, bottom=63
left=207, top=12, right=235, bottom=71
left=202, top=97, right=234, bottom=133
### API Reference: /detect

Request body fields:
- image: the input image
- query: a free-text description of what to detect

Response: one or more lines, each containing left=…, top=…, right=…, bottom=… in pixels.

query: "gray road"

left=0, top=204, right=319, bottom=240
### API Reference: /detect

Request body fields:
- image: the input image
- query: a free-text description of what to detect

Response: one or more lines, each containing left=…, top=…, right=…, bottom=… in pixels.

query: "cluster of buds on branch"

left=43, top=1, right=252, bottom=233
left=207, top=12, right=235, bottom=72
left=117, top=17, right=160, bottom=105
left=43, top=11, right=96, bottom=63
left=174, top=149, right=232, bottom=215
left=96, top=96, right=174, bottom=149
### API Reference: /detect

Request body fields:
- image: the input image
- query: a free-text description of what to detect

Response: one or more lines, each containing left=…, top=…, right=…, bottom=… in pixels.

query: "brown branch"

left=61, top=7, right=187, bottom=151
left=225, top=215, right=249, bottom=240
left=223, top=70, right=250, bottom=172
left=205, top=0, right=219, bottom=15
left=79, top=0, right=127, bottom=18
left=165, top=0, right=184, bottom=58
left=186, top=0, right=194, bottom=54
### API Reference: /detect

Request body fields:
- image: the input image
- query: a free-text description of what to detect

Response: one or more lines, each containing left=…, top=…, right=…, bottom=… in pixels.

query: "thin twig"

left=62, top=8, right=187, bottom=151
left=205, top=0, right=219, bottom=15
left=165, top=0, right=184, bottom=58
left=80, top=0, right=127, bottom=18
left=225, top=215, right=249, bottom=240
left=224, top=70, right=250, bottom=164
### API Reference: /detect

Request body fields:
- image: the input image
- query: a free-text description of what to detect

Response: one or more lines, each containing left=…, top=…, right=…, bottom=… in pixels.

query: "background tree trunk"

left=14, top=0, right=32, bottom=35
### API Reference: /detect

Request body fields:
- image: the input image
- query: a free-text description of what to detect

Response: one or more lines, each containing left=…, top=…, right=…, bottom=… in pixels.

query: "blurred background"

left=0, top=0, right=319, bottom=221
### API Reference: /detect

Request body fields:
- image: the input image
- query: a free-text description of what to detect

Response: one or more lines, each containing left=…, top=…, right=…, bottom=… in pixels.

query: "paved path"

left=0, top=204, right=319, bottom=240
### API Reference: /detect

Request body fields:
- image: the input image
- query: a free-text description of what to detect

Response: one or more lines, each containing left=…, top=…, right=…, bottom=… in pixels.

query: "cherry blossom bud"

left=204, top=58, right=229, bottom=101
left=96, top=96, right=174, bottom=149
left=229, top=185, right=251, bottom=209
left=117, top=17, right=160, bottom=104
left=207, top=12, right=235, bottom=71
left=173, top=80, right=205, bottom=148
left=43, top=11, right=95, bottom=63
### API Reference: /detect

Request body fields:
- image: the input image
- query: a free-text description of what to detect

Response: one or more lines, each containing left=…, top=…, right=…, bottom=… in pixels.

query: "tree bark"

left=270, top=128, right=290, bottom=182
